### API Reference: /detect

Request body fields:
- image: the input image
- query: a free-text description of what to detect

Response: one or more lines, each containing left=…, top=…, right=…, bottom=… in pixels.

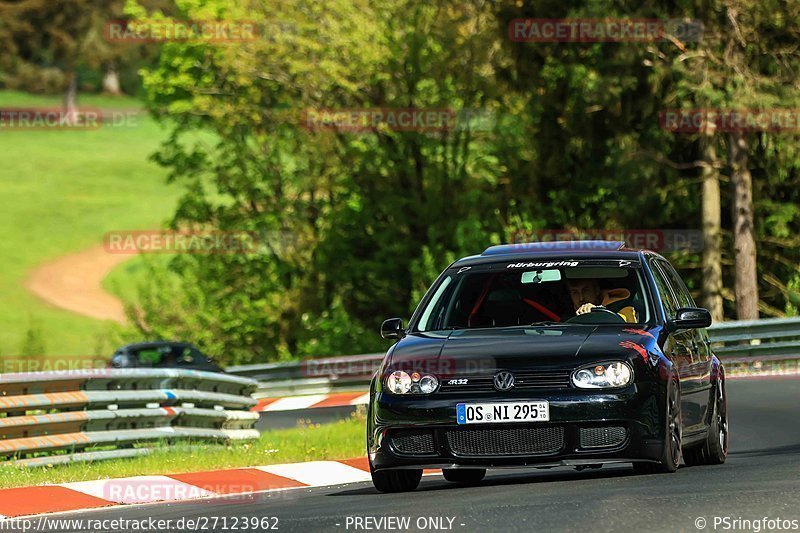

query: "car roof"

left=117, top=341, right=196, bottom=352
left=451, top=240, right=658, bottom=268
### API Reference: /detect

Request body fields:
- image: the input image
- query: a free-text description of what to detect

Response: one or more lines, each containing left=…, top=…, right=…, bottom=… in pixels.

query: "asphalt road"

left=37, top=376, right=800, bottom=533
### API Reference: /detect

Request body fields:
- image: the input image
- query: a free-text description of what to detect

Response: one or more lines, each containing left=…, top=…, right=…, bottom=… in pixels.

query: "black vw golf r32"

left=367, top=241, right=728, bottom=492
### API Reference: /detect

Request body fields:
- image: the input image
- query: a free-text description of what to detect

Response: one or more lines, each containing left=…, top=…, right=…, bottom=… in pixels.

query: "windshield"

left=415, top=262, right=651, bottom=331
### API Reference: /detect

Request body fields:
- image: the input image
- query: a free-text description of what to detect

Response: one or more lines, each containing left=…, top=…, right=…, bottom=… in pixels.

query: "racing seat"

left=602, top=288, right=639, bottom=323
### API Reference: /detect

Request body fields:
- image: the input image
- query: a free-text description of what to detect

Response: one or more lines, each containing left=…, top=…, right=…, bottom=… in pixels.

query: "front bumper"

left=368, top=382, right=666, bottom=471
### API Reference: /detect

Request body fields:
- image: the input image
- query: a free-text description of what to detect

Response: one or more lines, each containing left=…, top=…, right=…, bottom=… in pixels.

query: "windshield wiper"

left=529, top=321, right=562, bottom=326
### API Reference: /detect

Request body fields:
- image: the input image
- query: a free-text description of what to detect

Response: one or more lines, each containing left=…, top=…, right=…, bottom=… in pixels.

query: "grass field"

left=0, top=413, right=365, bottom=489
left=0, top=90, right=180, bottom=358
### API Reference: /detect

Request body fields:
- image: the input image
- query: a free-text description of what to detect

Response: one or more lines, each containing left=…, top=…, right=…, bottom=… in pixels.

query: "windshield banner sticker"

left=506, top=261, right=579, bottom=269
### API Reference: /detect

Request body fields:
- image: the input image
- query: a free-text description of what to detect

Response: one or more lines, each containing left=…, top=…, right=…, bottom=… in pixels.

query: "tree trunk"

left=102, top=62, right=121, bottom=95
left=64, top=71, right=78, bottom=125
left=727, top=130, right=759, bottom=320
left=701, top=134, right=724, bottom=322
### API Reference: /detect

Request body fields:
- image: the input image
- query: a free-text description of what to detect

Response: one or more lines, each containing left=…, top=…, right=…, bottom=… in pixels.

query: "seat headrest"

left=486, top=288, right=522, bottom=303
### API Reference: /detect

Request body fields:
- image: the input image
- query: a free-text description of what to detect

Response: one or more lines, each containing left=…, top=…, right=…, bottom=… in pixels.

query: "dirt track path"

left=25, top=245, right=129, bottom=323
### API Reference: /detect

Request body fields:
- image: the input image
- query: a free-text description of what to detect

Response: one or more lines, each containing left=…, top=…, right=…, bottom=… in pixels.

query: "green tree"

left=656, top=0, right=800, bottom=318
left=128, top=0, right=800, bottom=364
left=0, top=0, right=173, bottom=99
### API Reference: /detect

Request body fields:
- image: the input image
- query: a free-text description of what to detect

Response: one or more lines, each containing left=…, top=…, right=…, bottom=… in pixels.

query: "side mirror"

left=381, top=318, right=405, bottom=339
left=670, top=307, right=712, bottom=330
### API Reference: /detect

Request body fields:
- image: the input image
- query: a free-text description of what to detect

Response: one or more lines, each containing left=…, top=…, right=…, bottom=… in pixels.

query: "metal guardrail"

left=0, top=368, right=259, bottom=466
left=227, top=353, right=383, bottom=397
left=227, top=317, right=800, bottom=397
left=226, top=353, right=383, bottom=382
left=707, top=317, right=800, bottom=357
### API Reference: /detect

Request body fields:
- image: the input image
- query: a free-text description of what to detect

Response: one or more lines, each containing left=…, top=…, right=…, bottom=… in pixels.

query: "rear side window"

left=135, top=348, right=162, bottom=366
left=178, top=347, right=200, bottom=364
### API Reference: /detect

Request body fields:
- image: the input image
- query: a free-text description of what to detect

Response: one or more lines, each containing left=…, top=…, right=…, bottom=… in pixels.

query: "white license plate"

left=456, top=401, right=550, bottom=424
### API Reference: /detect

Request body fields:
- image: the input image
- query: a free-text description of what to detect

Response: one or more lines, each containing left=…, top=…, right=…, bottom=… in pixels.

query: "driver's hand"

left=576, top=303, right=597, bottom=315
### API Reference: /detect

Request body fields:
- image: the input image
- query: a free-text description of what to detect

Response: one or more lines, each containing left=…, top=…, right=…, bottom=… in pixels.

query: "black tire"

left=442, top=468, right=486, bottom=484
left=634, top=378, right=682, bottom=474
left=684, top=369, right=728, bottom=466
left=370, top=465, right=423, bottom=493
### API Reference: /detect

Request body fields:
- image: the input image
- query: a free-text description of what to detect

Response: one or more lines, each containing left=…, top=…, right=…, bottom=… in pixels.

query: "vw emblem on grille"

left=493, top=370, right=515, bottom=392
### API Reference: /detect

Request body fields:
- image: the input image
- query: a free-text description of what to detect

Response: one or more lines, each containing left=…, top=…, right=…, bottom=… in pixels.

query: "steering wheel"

left=564, top=305, right=627, bottom=324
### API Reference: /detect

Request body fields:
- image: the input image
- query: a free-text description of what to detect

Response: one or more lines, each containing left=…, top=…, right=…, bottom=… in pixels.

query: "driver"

left=567, top=279, right=637, bottom=323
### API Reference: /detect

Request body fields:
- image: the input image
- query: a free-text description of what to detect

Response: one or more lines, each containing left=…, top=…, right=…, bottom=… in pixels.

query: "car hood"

left=388, top=325, right=659, bottom=375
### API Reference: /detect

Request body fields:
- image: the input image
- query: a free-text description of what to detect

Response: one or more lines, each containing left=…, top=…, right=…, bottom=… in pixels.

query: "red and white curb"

left=0, top=457, right=426, bottom=518
left=252, top=392, right=369, bottom=412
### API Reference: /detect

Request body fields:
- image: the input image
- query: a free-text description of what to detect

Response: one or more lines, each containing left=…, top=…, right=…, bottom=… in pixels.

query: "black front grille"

left=445, top=426, right=564, bottom=456
left=579, top=426, right=627, bottom=449
left=389, top=429, right=436, bottom=455
left=438, top=370, right=571, bottom=393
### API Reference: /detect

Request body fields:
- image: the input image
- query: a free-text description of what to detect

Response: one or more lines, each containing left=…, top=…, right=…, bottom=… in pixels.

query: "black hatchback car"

left=110, top=341, right=224, bottom=373
left=367, top=241, right=728, bottom=492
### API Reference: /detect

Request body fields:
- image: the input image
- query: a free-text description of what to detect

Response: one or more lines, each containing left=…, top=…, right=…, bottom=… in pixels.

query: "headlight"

left=385, top=370, right=439, bottom=394
left=386, top=371, right=412, bottom=394
left=418, top=374, right=439, bottom=394
left=572, top=361, right=633, bottom=389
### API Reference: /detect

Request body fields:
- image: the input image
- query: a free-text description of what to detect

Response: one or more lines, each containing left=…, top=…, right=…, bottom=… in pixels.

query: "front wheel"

left=634, top=378, right=682, bottom=474
left=442, top=468, right=486, bottom=484
left=370, top=465, right=422, bottom=493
